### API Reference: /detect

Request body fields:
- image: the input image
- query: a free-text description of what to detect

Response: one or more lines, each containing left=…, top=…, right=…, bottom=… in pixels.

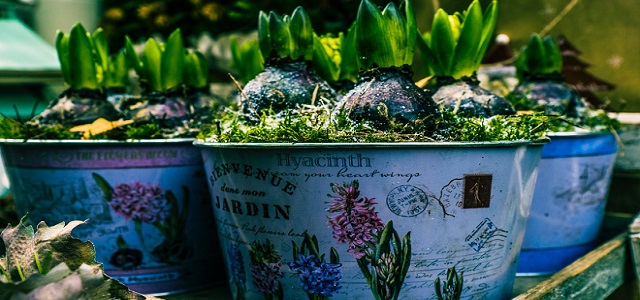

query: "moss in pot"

left=417, top=0, right=515, bottom=118
left=240, top=6, right=337, bottom=120
left=32, top=23, right=122, bottom=126
left=337, top=0, right=439, bottom=129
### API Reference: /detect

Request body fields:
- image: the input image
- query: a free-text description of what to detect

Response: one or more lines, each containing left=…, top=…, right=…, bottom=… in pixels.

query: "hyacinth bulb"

left=433, top=79, right=515, bottom=117
left=32, top=89, right=122, bottom=125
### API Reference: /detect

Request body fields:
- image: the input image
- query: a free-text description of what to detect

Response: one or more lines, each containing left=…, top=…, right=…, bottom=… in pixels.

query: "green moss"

left=198, top=108, right=551, bottom=143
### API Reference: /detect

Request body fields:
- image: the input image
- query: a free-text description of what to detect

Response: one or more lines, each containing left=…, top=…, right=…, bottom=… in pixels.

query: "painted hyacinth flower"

left=289, top=254, right=342, bottom=298
left=110, top=181, right=170, bottom=223
left=248, top=239, right=284, bottom=298
left=326, top=180, right=384, bottom=259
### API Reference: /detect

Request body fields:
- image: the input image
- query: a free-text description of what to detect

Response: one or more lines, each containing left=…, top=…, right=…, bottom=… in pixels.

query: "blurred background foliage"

left=64, top=0, right=640, bottom=111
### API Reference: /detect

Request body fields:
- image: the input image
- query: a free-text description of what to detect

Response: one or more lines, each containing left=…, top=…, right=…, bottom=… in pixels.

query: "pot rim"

left=0, top=138, right=195, bottom=146
left=546, top=130, right=614, bottom=137
left=194, top=138, right=549, bottom=149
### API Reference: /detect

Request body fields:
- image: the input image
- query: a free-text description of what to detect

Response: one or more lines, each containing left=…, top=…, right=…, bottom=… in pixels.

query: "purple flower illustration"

left=326, top=180, right=411, bottom=300
left=110, top=181, right=170, bottom=223
left=326, top=181, right=384, bottom=259
left=289, top=254, right=342, bottom=298
left=248, top=239, right=284, bottom=299
left=93, top=173, right=193, bottom=265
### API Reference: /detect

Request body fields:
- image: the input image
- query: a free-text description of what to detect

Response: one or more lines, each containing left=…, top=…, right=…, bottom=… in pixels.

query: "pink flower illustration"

left=110, top=181, right=170, bottom=223
left=326, top=181, right=384, bottom=259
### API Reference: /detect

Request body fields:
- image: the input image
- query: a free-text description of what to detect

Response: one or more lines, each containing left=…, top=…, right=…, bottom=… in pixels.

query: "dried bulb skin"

left=512, top=79, right=586, bottom=118
left=240, top=60, right=336, bottom=117
left=32, top=89, right=122, bottom=125
left=338, top=66, right=439, bottom=129
left=433, top=79, right=515, bottom=117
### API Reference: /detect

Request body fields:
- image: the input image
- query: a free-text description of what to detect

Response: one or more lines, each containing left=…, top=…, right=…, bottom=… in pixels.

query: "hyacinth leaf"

left=374, top=221, right=394, bottom=261
left=382, top=2, right=407, bottom=67
left=330, top=247, right=340, bottom=264
left=140, top=38, right=163, bottom=91
left=543, top=36, right=563, bottom=73
left=430, top=9, right=456, bottom=75
left=524, top=34, right=546, bottom=75
left=230, top=37, right=264, bottom=83
left=91, top=29, right=109, bottom=78
left=399, top=232, right=411, bottom=289
left=450, top=0, right=482, bottom=78
left=69, top=23, right=99, bottom=90
left=55, top=31, right=72, bottom=86
left=161, top=29, right=185, bottom=91
left=184, top=51, right=208, bottom=89
left=416, top=32, right=444, bottom=76
left=290, top=6, right=314, bottom=60
left=267, top=12, right=292, bottom=59
left=355, top=0, right=393, bottom=69
left=403, top=0, right=417, bottom=65
left=124, top=36, right=144, bottom=76
left=291, top=241, right=299, bottom=259
left=340, top=24, right=359, bottom=82
left=474, top=0, right=498, bottom=67
left=104, top=51, right=130, bottom=88
left=312, top=34, right=340, bottom=82
left=257, top=11, right=272, bottom=58
left=91, top=173, right=112, bottom=201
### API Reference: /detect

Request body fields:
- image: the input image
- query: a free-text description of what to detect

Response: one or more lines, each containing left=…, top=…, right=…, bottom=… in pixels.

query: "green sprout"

left=417, top=0, right=498, bottom=79
left=258, top=6, right=314, bottom=61
left=354, top=0, right=417, bottom=69
left=514, top=34, right=563, bottom=80
left=124, top=28, right=185, bottom=92
left=230, top=37, right=264, bottom=83
left=103, top=50, right=130, bottom=89
left=55, top=23, right=106, bottom=90
left=312, top=25, right=359, bottom=83
left=184, top=50, right=208, bottom=89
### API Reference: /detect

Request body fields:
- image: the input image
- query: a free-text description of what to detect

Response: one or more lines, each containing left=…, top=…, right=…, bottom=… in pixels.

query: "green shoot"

left=55, top=23, right=103, bottom=90
left=230, top=37, right=264, bottom=83
left=417, top=0, right=498, bottom=79
left=354, top=0, right=417, bottom=69
left=124, top=28, right=186, bottom=92
left=514, top=34, right=563, bottom=80
left=184, top=50, right=209, bottom=89
left=258, top=6, right=314, bottom=61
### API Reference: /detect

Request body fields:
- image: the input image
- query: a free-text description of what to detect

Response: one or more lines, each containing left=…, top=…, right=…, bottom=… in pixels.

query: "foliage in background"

left=514, top=33, right=562, bottom=80
left=99, top=0, right=393, bottom=53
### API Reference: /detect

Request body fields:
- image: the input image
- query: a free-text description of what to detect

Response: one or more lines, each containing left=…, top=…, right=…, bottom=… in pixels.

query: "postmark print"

left=465, top=218, right=508, bottom=252
left=386, top=185, right=428, bottom=217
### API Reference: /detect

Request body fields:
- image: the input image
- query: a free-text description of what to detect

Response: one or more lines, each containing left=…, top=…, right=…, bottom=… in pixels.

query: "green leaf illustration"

left=91, top=173, right=113, bottom=201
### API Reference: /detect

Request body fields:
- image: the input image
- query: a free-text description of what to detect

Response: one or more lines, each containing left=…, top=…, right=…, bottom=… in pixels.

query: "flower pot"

left=517, top=132, right=618, bottom=275
left=196, top=141, right=544, bottom=299
left=0, top=139, right=225, bottom=295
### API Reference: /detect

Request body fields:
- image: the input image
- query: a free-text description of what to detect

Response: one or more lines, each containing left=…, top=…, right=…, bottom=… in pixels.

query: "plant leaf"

left=267, top=11, right=292, bottom=59
left=184, top=51, right=208, bottom=89
left=403, top=0, right=417, bottom=65
left=289, top=6, right=314, bottom=60
left=124, top=36, right=143, bottom=75
left=230, top=37, right=264, bottom=83
left=382, top=2, right=407, bottom=67
left=355, top=0, right=393, bottom=68
left=312, top=33, right=340, bottom=82
left=339, top=24, right=359, bottom=82
left=543, top=35, right=562, bottom=73
left=104, top=51, right=130, bottom=88
left=161, top=29, right=185, bottom=90
left=257, top=11, right=272, bottom=58
left=140, top=38, right=163, bottom=91
left=451, top=0, right=482, bottom=78
left=55, top=31, right=72, bottom=86
left=91, top=28, right=108, bottom=84
left=430, top=9, right=456, bottom=74
left=474, top=0, right=498, bottom=67
left=524, top=34, right=546, bottom=75
left=69, top=23, right=99, bottom=90
left=416, top=31, right=444, bottom=76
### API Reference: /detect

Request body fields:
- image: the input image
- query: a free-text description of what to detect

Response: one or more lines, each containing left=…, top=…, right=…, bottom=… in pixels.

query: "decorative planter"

left=517, top=132, right=618, bottom=275
left=0, top=139, right=224, bottom=295
left=196, top=141, right=544, bottom=299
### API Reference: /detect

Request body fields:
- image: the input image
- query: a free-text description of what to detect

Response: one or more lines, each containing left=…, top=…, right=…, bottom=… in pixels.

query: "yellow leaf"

left=70, top=118, right=134, bottom=139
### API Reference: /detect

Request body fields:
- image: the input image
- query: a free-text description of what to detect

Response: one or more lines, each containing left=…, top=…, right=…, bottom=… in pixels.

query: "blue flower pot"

left=517, top=132, right=618, bottom=275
